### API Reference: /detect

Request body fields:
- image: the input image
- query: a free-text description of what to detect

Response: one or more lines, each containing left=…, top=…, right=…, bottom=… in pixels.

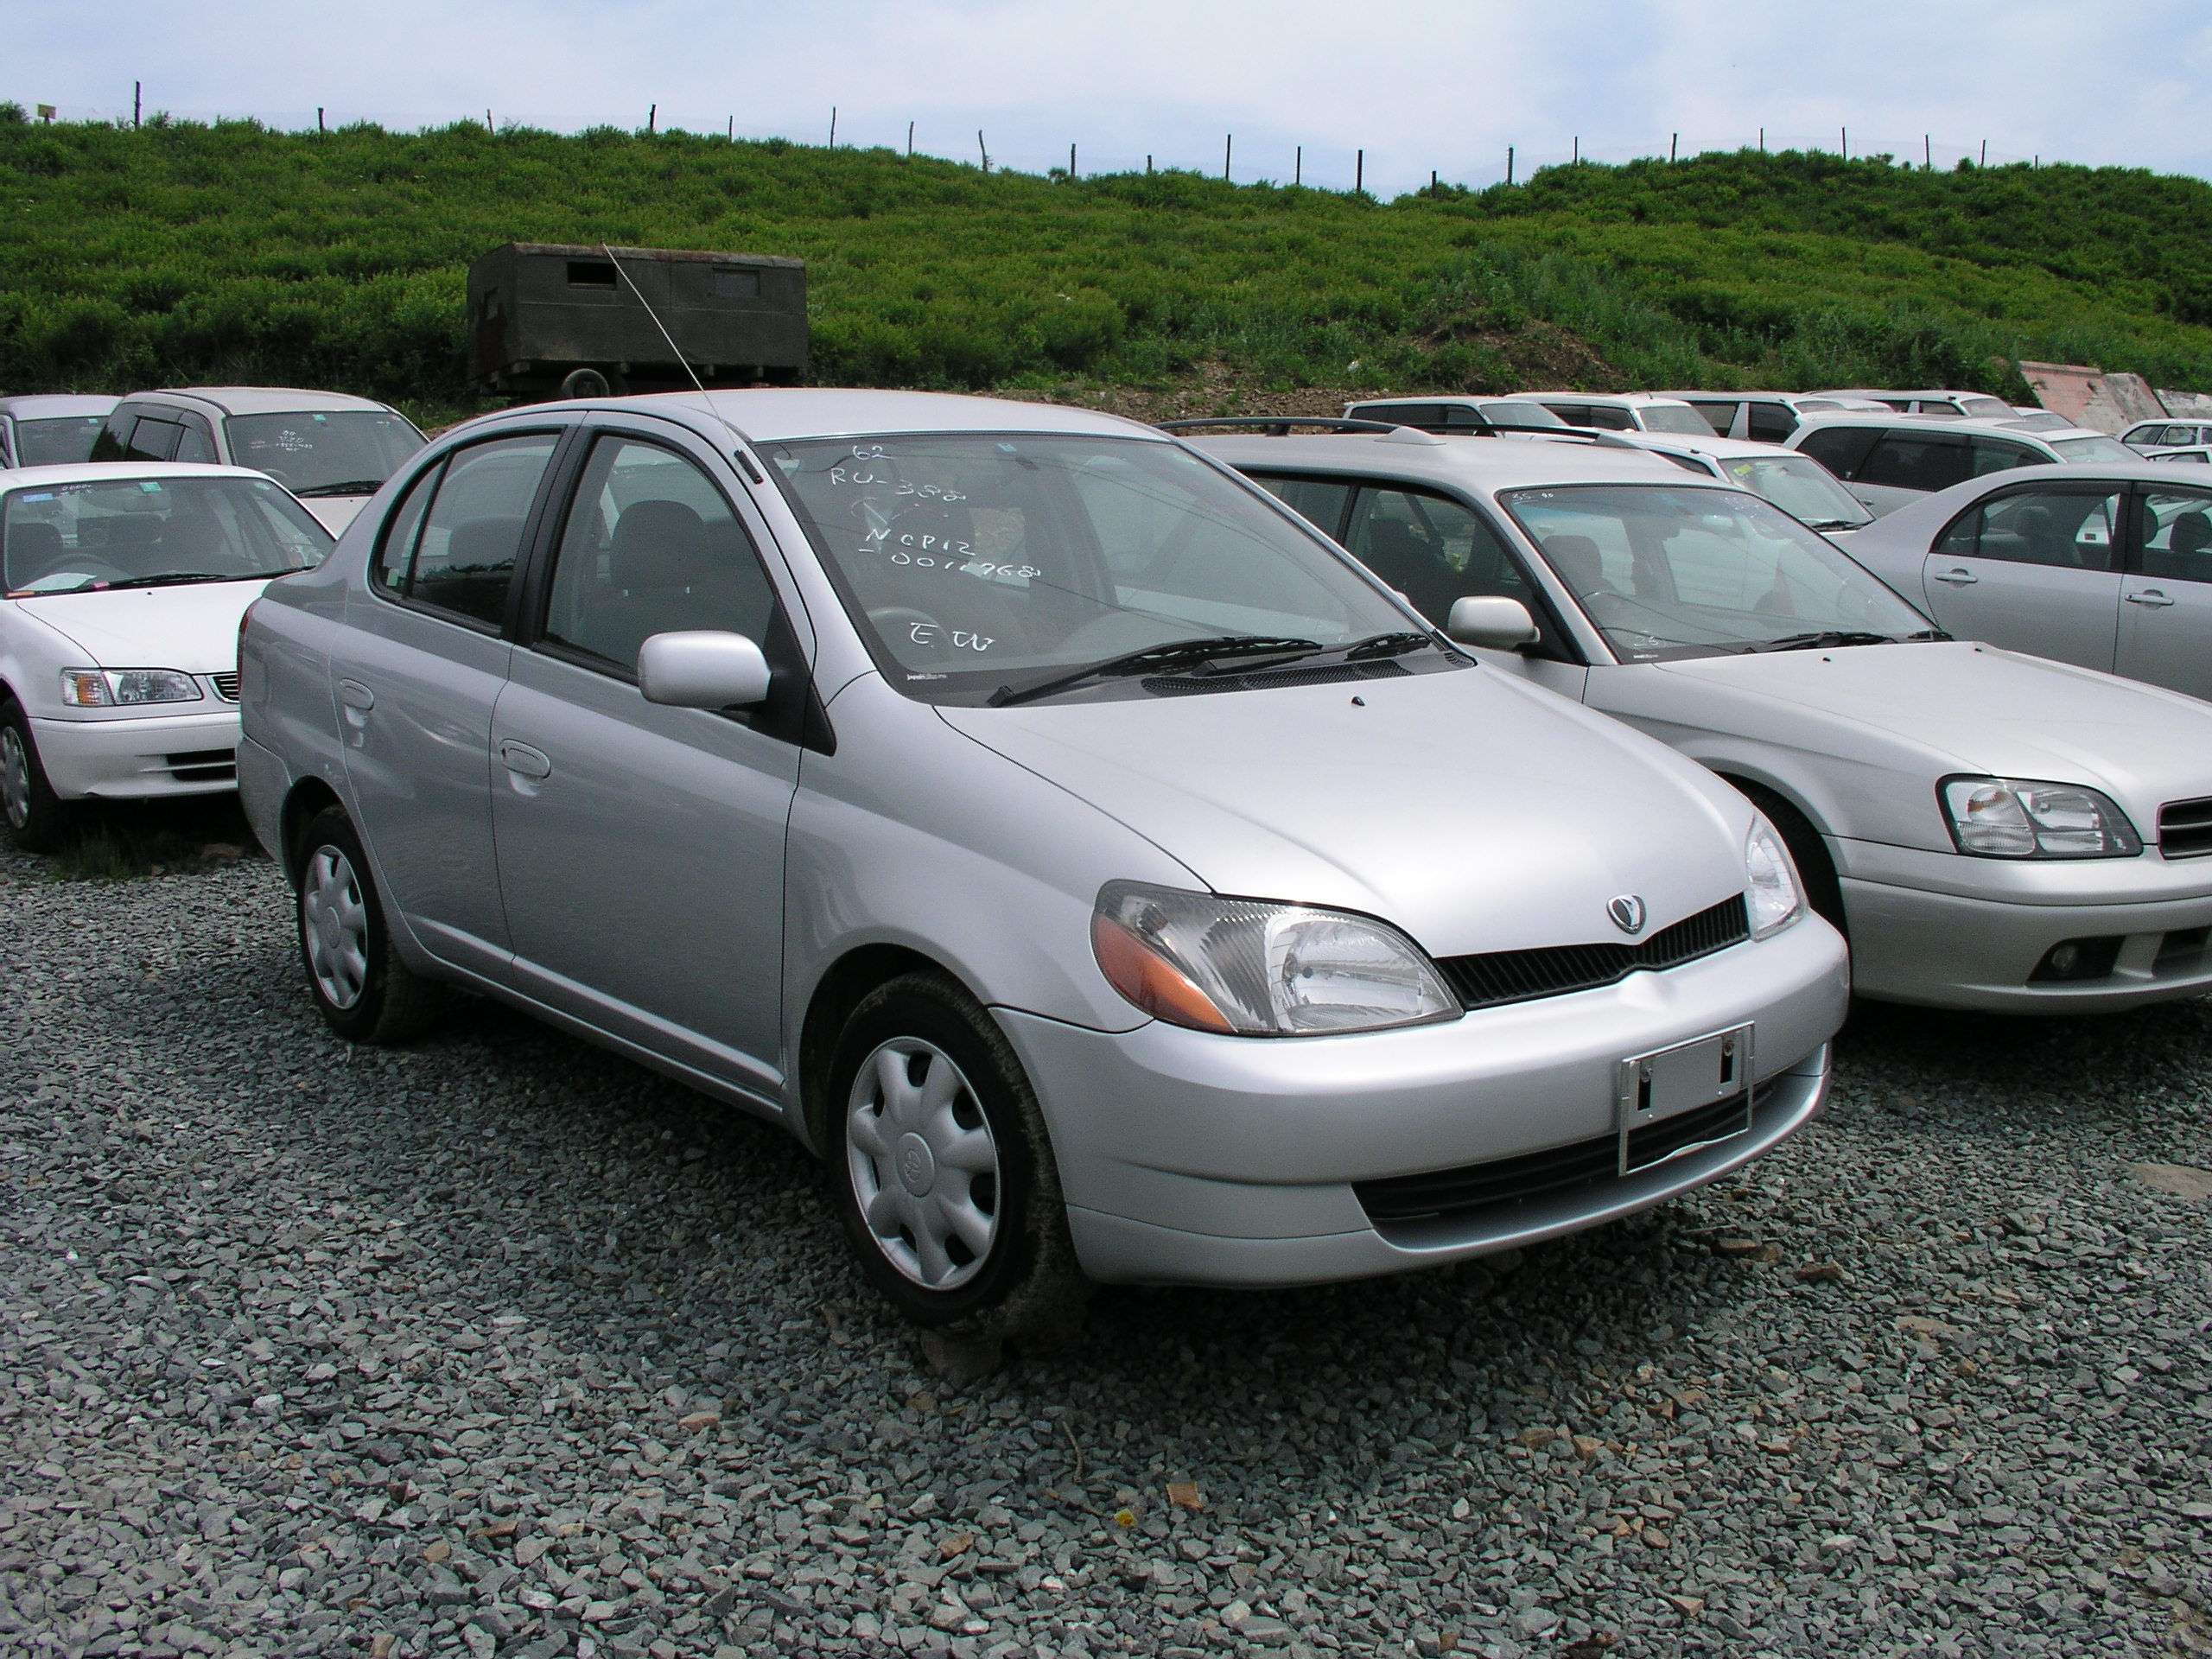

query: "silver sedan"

left=238, top=390, right=1845, bottom=1333
left=1198, top=429, right=2212, bottom=1013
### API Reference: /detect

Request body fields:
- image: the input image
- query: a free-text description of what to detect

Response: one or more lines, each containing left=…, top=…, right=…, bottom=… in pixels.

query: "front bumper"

left=1834, top=836, right=2212, bottom=1010
left=29, top=709, right=241, bottom=801
left=995, top=911, right=1846, bottom=1287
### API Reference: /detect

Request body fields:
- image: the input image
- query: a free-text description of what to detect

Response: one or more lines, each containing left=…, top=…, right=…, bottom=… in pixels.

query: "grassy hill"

left=6, top=105, right=2212, bottom=421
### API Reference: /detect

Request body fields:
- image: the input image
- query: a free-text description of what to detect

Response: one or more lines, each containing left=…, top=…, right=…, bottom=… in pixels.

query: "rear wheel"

left=827, top=972, right=1085, bottom=1335
left=0, top=699, right=75, bottom=855
left=295, top=806, right=438, bottom=1042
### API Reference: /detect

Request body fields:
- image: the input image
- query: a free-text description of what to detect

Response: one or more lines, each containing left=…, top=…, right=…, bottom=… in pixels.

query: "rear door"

left=1847, top=429, right=1973, bottom=516
left=2118, top=483, right=2212, bottom=701
left=1920, top=482, right=2125, bottom=672
left=333, top=423, right=571, bottom=978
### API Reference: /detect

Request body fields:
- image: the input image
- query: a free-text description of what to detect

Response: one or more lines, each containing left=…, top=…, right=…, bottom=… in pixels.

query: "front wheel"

left=827, top=973, right=1085, bottom=1335
left=295, top=806, right=438, bottom=1043
left=0, top=700, right=75, bottom=855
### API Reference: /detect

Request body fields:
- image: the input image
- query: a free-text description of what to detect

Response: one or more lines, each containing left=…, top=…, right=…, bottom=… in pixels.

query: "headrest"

left=612, top=499, right=708, bottom=590
left=1542, top=534, right=1605, bottom=590
left=444, top=516, right=524, bottom=574
left=2170, top=510, right=2212, bottom=557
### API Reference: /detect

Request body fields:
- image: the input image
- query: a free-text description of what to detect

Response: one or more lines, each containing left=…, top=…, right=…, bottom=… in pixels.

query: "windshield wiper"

left=107, top=571, right=248, bottom=590
left=290, top=480, right=385, bottom=499
left=988, top=635, right=1322, bottom=708
left=1338, top=631, right=1442, bottom=662
left=1752, top=629, right=1910, bottom=652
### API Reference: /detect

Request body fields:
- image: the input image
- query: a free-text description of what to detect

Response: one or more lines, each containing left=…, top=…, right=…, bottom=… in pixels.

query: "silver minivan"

left=238, top=391, right=1846, bottom=1332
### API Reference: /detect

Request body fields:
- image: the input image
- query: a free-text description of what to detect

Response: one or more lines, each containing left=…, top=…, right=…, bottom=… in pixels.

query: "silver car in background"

left=1788, top=414, right=2138, bottom=517
left=1198, top=427, right=2212, bottom=1012
left=0, top=395, right=118, bottom=468
left=238, top=390, right=1846, bottom=1332
left=1843, top=459, right=2212, bottom=704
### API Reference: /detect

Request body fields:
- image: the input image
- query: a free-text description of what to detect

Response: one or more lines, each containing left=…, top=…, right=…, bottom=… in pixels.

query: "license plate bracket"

left=1616, top=1022, right=1754, bottom=1176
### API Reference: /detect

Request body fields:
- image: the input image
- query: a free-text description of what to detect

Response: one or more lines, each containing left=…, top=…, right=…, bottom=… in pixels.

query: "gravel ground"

left=3, top=837, right=2209, bottom=1659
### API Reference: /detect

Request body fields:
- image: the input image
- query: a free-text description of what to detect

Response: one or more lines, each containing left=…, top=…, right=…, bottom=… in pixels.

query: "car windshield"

left=16, top=416, right=109, bottom=465
left=2, top=475, right=333, bottom=596
left=1639, top=404, right=1718, bottom=435
left=770, top=433, right=1426, bottom=703
left=2049, top=434, right=2137, bottom=463
left=1499, top=483, right=1929, bottom=661
left=224, top=410, right=426, bottom=495
left=1709, top=453, right=1872, bottom=530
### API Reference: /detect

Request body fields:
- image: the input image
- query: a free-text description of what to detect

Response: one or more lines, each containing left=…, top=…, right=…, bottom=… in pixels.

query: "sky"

left=11, top=1, right=2212, bottom=195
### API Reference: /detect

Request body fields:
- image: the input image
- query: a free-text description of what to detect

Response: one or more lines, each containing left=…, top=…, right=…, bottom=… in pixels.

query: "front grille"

left=1141, top=658, right=1410, bottom=697
left=1354, top=1081, right=1769, bottom=1225
left=166, top=749, right=236, bottom=783
left=210, top=671, right=240, bottom=702
left=1436, top=894, right=1750, bottom=1011
left=2158, top=795, right=2212, bottom=858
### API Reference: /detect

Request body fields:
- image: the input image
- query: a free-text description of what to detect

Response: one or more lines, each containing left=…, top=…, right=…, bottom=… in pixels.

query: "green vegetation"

left=5, top=105, right=2212, bottom=407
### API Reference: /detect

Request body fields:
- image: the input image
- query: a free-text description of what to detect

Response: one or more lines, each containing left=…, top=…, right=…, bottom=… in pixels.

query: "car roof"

left=1791, top=411, right=2108, bottom=442
left=484, top=388, right=1166, bottom=445
left=1191, top=429, right=1703, bottom=493
left=127, top=386, right=404, bottom=416
left=1614, top=429, right=1819, bottom=460
left=1518, top=391, right=1697, bottom=407
left=1341, top=394, right=1555, bottom=409
left=0, top=461, right=272, bottom=488
left=0, top=395, right=119, bottom=419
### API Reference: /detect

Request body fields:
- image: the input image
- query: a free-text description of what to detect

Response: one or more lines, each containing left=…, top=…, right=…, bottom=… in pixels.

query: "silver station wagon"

left=1197, top=426, right=2212, bottom=1013
left=238, top=391, right=1847, bottom=1332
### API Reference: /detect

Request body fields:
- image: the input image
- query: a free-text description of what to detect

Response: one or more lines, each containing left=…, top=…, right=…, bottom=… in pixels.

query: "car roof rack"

left=1160, top=414, right=1645, bottom=451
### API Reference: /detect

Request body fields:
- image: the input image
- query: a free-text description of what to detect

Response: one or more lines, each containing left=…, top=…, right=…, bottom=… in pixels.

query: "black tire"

left=0, top=698, right=76, bottom=855
left=825, top=972, right=1086, bottom=1336
left=1727, top=778, right=1847, bottom=939
left=558, top=366, right=613, bottom=400
left=293, top=806, right=439, bottom=1043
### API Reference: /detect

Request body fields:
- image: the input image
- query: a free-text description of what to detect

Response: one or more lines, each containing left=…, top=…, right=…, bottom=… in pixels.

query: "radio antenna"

left=600, top=243, right=769, bottom=482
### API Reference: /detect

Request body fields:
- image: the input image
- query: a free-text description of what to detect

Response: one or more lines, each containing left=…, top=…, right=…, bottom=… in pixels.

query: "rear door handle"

left=2126, top=589, right=2177, bottom=607
left=1931, top=568, right=1979, bottom=586
left=497, top=741, right=552, bottom=780
left=337, top=679, right=375, bottom=709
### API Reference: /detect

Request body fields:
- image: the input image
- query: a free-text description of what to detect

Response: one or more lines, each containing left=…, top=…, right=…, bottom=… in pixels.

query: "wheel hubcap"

left=845, top=1038, right=1001, bottom=1291
left=302, top=844, right=370, bottom=1010
left=0, top=728, right=30, bottom=830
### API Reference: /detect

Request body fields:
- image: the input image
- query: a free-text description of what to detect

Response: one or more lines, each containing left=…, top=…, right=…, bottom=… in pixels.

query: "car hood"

left=14, top=580, right=268, bottom=673
left=297, top=497, right=366, bottom=536
left=1643, top=641, right=2212, bottom=824
left=938, top=664, right=1753, bottom=959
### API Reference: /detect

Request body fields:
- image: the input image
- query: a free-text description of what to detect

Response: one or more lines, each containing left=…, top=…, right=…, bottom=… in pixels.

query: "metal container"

left=466, top=242, right=806, bottom=400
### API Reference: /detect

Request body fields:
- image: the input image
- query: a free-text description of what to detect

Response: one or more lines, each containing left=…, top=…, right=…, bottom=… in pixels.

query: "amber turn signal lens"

left=1090, top=914, right=1235, bottom=1033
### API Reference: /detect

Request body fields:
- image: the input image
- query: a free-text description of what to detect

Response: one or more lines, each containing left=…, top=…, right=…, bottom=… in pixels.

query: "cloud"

left=11, top=0, right=2212, bottom=192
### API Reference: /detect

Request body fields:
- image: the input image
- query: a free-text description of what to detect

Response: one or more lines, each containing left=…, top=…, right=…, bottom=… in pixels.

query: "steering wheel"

left=868, top=606, right=944, bottom=644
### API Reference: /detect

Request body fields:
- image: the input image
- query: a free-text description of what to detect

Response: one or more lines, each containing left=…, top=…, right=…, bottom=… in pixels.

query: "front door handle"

left=497, top=741, right=552, bottom=780
left=338, top=679, right=375, bottom=710
left=1931, top=568, right=1979, bottom=587
left=2126, top=589, right=2177, bottom=607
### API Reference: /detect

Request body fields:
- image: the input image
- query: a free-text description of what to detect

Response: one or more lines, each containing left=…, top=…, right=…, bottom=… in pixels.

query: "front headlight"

left=60, top=668, right=205, bottom=708
left=1941, top=776, right=2141, bottom=859
left=1091, top=881, right=1459, bottom=1036
left=1745, top=817, right=1804, bottom=939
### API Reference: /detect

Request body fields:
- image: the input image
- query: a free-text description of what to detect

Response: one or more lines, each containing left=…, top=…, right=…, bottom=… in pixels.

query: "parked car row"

left=6, top=378, right=2212, bottom=1337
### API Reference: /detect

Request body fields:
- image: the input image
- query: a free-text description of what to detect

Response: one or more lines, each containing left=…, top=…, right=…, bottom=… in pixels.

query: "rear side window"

left=370, top=434, right=558, bottom=628
left=1969, top=438, right=2037, bottom=476
left=1858, top=432, right=1972, bottom=493
left=1796, top=426, right=1881, bottom=479
left=1249, top=474, right=1354, bottom=538
left=1745, top=402, right=1797, bottom=443
left=2139, top=490, right=2212, bottom=583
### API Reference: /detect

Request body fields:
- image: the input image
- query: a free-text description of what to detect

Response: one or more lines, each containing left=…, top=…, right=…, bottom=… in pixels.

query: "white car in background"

left=1599, top=429, right=1875, bottom=534
left=1658, top=391, right=1888, bottom=443
left=2147, top=447, right=2212, bottom=466
left=1195, top=425, right=2212, bottom=1012
left=1786, top=414, right=2137, bottom=517
left=0, top=396, right=119, bottom=469
left=2124, top=419, right=2212, bottom=451
left=1515, top=392, right=1716, bottom=435
left=1819, top=389, right=2021, bottom=422
left=0, top=462, right=332, bottom=850
left=91, top=388, right=426, bottom=535
left=1340, top=396, right=1570, bottom=432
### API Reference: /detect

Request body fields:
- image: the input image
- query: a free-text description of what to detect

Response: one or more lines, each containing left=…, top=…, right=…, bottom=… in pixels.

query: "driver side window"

left=540, top=435, right=778, bottom=674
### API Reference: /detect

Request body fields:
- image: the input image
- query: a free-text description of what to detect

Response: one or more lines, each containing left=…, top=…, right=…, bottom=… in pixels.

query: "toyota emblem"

left=1607, top=894, right=1648, bottom=936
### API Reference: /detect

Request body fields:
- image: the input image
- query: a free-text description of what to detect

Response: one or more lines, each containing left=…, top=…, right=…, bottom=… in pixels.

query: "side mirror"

left=1445, top=595, right=1541, bottom=650
left=637, top=631, right=772, bottom=709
